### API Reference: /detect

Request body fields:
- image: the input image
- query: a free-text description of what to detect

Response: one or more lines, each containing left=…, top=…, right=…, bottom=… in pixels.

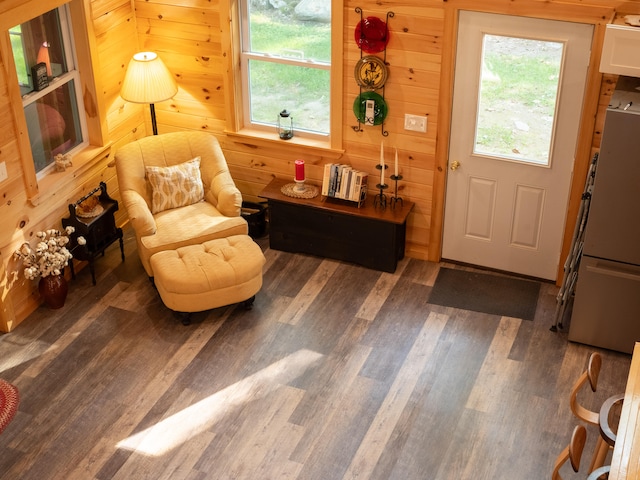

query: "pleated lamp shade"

left=120, top=52, right=177, bottom=104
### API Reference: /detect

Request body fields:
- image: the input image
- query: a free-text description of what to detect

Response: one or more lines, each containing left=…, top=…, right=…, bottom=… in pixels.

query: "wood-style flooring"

left=0, top=227, right=632, bottom=479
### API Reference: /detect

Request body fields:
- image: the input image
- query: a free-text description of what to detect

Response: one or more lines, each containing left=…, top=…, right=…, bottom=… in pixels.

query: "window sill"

left=225, top=128, right=344, bottom=159
left=29, top=143, right=112, bottom=207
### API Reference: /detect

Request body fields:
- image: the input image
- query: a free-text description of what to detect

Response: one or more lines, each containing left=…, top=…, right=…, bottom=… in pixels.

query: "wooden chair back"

left=552, top=424, right=587, bottom=480
left=569, top=352, right=602, bottom=425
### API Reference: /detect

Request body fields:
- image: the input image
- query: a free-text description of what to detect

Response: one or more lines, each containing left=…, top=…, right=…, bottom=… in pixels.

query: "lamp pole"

left=150, top=103, right=158, bottom=135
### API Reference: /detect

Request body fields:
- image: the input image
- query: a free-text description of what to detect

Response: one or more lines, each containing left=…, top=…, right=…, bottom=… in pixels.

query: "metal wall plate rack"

left=352, top=7, right=393, bottom=137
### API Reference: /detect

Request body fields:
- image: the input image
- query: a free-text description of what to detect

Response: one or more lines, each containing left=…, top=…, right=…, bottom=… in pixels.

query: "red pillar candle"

left=295, top=159, right=305, bottom=181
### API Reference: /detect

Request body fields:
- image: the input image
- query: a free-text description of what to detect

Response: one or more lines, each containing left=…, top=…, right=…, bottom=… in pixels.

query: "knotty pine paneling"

left=134, top=2, right=219, bottom=26
left=139, top=34, right=221, bottom=58
left=3, top=152, right=115, bottom=327
left=168, top=73, right=226, bottom=107
left=92, top=1, right=133, bottom=36
left=91, top=0, right=130, bottom=21
left=136, top=18, right=220, bottom=43
left=446, top=0, right=614, bottom=23
left=0, top=0, right=142, bottom=332
left=620, top=1, right=640, bottom=13
left=155, top=111, right=227, bottom=138
left=95, top=19, right=136, bottom=103
left=106, top=102, right=144, bottom=140
left=140, top=0, right=220, bottom=9
left=341, top=1, right=443, bottom=262
left=154, top=50, right=224, bottom=76
left=158, top=99, right=226, bottom=126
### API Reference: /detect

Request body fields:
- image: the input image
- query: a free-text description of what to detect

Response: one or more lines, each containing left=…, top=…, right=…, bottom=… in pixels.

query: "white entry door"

left=442, top=11, right=593, bottom=280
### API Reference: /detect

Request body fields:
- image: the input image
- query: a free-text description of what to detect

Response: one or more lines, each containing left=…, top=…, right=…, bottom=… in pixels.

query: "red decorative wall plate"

left=354, top=16, right=389, bottom=53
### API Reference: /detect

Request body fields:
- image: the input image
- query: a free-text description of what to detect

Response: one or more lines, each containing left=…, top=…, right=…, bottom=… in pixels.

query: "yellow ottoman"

left=150, top=235, right=265, bottom=324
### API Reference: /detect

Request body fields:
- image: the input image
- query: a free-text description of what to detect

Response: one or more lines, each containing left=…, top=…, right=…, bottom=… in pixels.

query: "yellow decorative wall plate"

left=354, top=55, right=388, bottom=90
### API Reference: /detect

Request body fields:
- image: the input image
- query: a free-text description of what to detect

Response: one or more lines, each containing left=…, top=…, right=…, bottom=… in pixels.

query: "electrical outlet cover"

left=404, top=114, right=427, bottom=132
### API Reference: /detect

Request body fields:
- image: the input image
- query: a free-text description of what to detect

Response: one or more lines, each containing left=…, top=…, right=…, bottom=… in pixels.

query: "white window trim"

left=238, top=3, right=332, bottom=141
left=222, top=0, right=343, bottom=155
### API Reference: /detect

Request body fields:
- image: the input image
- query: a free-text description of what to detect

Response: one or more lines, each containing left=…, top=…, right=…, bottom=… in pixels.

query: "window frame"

left=0, top=0, right=107, bottom=203
left=13, top=3, right=89, bottom=178
left=8, top=26, right=29, bottom=86
left=222, top=0, right=343, bottom=154
left=238, top=3, right=332, bottom=140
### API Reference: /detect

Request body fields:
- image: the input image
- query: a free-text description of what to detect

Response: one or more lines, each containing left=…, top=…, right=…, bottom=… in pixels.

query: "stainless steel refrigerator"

left=568, top=76, right=640, bottom=354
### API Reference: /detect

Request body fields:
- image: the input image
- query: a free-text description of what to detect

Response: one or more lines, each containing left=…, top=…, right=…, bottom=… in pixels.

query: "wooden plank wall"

left=1, top=0, right=640, bottom=331
left=133, top=0, right=640, bottom=264
left=0, top=0, right=142, bottom=332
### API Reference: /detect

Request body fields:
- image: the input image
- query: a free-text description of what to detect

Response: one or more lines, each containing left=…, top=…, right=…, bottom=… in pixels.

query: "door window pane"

left=474, top=35, right=564, bottom=166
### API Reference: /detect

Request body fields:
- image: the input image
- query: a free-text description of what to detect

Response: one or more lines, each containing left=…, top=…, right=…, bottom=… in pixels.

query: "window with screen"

left=9, top=3, right=87, bottom=175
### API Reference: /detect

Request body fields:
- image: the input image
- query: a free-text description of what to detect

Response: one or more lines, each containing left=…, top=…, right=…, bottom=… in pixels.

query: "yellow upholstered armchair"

left=114, top=131, right=248, bottom=277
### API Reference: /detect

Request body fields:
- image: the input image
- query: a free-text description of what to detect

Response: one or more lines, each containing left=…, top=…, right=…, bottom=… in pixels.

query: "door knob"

left=450, top=160, right=461, bottom=171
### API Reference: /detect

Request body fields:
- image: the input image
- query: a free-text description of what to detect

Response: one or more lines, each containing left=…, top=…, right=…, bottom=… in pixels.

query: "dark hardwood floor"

left=0, top=226, right=632, bottom=479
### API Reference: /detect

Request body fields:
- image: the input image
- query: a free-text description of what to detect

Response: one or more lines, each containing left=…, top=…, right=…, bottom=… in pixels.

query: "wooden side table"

left=62, top=182, right=124, bottom=285
left=259, top=177, right=414, bottom=273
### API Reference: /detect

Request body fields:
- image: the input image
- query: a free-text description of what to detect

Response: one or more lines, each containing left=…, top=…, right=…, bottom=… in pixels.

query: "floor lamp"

left=120, top=52, right=177, bottom=135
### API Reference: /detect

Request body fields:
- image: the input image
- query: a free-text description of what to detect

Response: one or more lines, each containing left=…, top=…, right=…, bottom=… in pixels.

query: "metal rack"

left=550, top=152, right=598, bottom=332
left=353, top=7, right=393, bottom=136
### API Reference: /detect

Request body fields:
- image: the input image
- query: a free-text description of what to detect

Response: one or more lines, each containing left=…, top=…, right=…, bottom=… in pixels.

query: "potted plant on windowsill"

left=13, top=227, right=85, bottom=309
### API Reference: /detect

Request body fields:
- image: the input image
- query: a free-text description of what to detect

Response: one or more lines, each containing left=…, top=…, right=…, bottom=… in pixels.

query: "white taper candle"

left=380, top=141, right=385, bottom=185
left=394, top=148, right=398, bottom=177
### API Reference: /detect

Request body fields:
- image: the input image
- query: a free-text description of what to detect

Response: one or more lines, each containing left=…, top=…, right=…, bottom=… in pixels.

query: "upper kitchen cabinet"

left=600, top=19, right=640, bottom=77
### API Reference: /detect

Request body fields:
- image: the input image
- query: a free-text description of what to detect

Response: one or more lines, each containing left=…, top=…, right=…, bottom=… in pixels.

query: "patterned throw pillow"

left=145, top=157, right=204, bottom=214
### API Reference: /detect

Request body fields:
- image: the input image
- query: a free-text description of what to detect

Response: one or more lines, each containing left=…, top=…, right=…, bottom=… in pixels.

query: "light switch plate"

left=404, top=114, right=427, bottom=132
left=0, top=161, right=7, bottom=183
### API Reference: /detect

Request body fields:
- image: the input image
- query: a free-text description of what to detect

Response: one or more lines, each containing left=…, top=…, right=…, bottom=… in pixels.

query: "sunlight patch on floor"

left=0, top=336, right=52, bottom=374
left=116, top=348, right=324, bottom=456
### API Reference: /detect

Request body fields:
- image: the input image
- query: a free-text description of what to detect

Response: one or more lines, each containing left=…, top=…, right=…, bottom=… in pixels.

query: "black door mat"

left=428, top=267, right=541, bottom=320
